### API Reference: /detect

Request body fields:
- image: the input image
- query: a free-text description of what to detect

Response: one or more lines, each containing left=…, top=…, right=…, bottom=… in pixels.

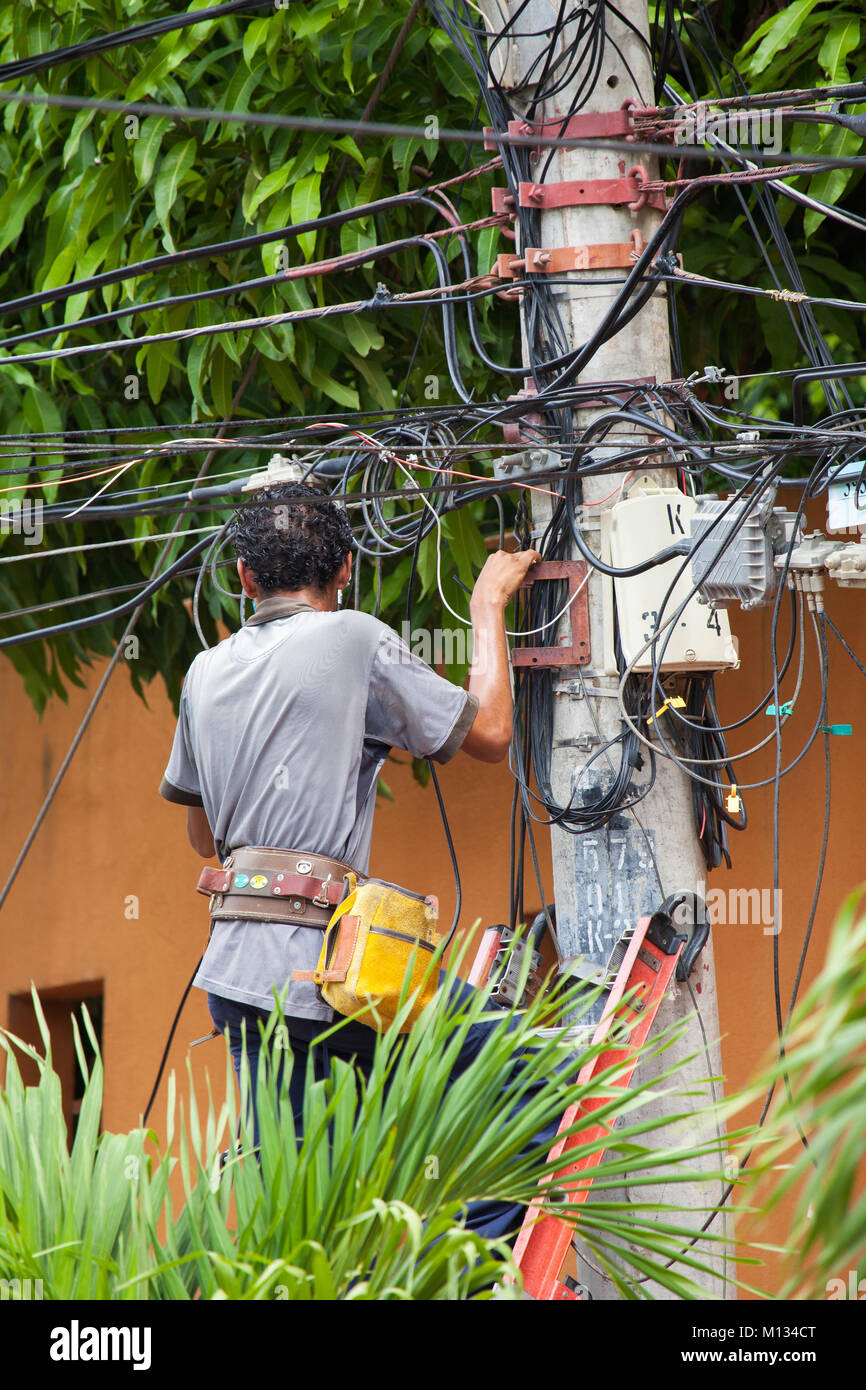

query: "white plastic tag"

left=827, top=462, right=866, bottom=532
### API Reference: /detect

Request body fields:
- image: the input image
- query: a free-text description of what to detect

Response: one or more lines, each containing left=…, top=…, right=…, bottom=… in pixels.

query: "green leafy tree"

left=0, top=0, right=511, bottom=711
left=661, top=1, right=865, bottom=417
left=0, top=0, right=862, bottom=712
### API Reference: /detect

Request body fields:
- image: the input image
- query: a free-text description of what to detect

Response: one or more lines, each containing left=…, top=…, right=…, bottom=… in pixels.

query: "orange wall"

left=1, top=523, right=864, bottom=1294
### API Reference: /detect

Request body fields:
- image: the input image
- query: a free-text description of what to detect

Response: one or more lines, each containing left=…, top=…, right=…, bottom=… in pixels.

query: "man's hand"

left=470, top=548, right=541, bottom=614
left=462, top=548, right=541, bottom=764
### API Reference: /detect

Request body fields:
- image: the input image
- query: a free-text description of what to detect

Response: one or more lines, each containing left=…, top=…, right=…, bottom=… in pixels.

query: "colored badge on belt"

left=234, top=874, right=250, bottom=888
left=250, top=875, right=269, bottom=890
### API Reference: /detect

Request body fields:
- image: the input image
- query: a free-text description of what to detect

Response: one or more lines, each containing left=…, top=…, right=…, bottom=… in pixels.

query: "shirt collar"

left=244, top=596, right=320, bottom=627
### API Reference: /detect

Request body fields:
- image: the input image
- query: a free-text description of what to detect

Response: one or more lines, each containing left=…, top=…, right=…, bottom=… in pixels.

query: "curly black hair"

left=232, top=482, right=354, bottom=595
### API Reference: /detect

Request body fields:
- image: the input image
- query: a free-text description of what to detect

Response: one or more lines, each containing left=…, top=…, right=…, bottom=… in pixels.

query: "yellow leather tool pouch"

left=294, top=877, right=440, bottom=1033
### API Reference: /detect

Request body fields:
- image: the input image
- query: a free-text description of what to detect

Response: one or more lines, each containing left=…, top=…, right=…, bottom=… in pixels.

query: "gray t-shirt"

left=160, top=596, right=478, bottom=1019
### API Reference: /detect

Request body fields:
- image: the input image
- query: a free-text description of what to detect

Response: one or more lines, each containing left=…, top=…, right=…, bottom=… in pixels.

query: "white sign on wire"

left=827, top=461, right=866, bottom=532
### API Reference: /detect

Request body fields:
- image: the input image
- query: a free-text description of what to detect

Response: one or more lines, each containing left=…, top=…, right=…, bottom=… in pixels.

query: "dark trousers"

left=207, top=976, right=559, bottom=1243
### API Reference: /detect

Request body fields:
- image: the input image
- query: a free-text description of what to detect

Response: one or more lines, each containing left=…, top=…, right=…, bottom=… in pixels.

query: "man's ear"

left=237, top=559, right=258, bottom=598
left=337, top=551, right=353, bottom=589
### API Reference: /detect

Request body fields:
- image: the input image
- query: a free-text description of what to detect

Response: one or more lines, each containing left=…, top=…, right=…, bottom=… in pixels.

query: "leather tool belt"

left=196, top=846, right=365, bottom=926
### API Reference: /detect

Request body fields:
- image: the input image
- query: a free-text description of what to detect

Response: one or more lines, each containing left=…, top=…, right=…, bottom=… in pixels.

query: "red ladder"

left=472, top=912, right=684, bottom=1300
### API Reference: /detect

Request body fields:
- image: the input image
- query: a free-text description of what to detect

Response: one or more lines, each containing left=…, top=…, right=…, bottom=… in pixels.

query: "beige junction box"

left=600, top=481, right=740, bottom=674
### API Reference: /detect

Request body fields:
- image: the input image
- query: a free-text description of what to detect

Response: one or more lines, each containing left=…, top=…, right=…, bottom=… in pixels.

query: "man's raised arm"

left=461, top=548, right=540, bottom=763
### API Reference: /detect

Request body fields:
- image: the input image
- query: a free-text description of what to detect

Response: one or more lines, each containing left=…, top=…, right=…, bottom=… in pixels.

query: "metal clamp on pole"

left=512, top=560, right=591, bottom=668
left=657, top=892, right=710, bottom=981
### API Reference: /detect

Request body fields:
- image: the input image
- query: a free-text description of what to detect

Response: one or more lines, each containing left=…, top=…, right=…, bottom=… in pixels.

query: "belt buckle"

left=312, top=873, right=332, bottom=909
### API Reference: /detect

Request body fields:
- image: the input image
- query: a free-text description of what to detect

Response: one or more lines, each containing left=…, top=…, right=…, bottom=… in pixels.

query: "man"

left=160, top=481, right=541, bottom=1236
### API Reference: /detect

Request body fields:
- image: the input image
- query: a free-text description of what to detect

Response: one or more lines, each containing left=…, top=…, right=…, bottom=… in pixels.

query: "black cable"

left=825, top=613, right=866, bottom=680
left=0, top=2, right=273, bottom=82
left=3, top=84, right=863, bottom=168
left=0, top=531, right=214, bottom=649
left=641, top=463, right=836, bottom=792
left=0, top=188, right=459, bottom=322
left=0, top=232, right=475, bottom=402
left=505, top=487, right=658, bottom=837
left=428, top=762, right=462, bottom=949
left=142, top=957, right=203, bottom=1127
left=784, top=616, right=832, bottom=1029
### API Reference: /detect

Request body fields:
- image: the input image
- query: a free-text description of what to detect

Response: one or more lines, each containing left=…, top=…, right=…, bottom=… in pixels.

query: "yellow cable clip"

left=726, top=785, right=741, bottom=814
left=647, top=695, right=686, bottom=725
left=769, top=288, right=807, bottom=302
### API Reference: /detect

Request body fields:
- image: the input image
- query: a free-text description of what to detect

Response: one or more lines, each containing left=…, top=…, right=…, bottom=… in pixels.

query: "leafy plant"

left=0, top=953, right=740, bottom=1300
left=0, top=993, right=163, bottom=1299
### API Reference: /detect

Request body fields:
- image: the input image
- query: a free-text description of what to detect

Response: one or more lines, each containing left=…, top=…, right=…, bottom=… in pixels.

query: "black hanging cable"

left=825, top=614, right=866, bottom=679
left=784, top=615, right=832, bottom=1029
left=142, top=958, right=203, bottom=1127
left=0, top=1, right=274, bottom=82
left=0, top=531, right=215, bottom=650
left=0, top=189, right=465, bottom=322
left=428, top=762, right=462, bottom=949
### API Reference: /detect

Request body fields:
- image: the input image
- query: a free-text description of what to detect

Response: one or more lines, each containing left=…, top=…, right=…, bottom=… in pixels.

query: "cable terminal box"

left=600, top=482, right=739, bottom=674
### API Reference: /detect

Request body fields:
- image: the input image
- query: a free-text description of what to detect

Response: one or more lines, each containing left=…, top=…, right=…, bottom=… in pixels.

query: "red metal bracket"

left=512, top=560, right=590, bottom=668
left=491, top=186, right=517, bottom=220
left=488, top=237, right=682, bottom=305
left=502, top=381, right=542, bottom=446
left=511, top=915, right=683, bottom=1300
left=523, top=231, right=682, bottom=274
left=525, top=240, right=639, bottom=272
left=518, top=164, right=667, bottom=213
left=483, top=102, right=643, bottom=150
left=492, top=253, right=524, bottom=278
left=489, top=252, right=525, bottom=302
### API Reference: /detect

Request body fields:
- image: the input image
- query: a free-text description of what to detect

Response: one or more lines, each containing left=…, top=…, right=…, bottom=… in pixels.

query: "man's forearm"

left=461, top=548, right=540, bottom=762
left=465, top=599, right=513, bottom=761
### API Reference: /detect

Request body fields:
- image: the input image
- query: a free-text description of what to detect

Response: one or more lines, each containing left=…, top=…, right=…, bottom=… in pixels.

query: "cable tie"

left=765, top=701, right=793, bottom=717
left=647, top=695, right=685, bottom=725
left=818, top=723, right=852, bottom=735
left=726, top=785, right=741, bottom=814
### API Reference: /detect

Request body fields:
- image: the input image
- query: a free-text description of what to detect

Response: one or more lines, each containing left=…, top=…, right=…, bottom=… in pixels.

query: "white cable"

left=13, top=437, right=253, bottom=517
left=63, top=456, right=142, bottom=520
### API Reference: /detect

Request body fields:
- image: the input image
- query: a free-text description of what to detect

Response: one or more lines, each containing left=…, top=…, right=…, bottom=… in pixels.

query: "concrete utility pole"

left=478, top=2, right=732, bottom=1298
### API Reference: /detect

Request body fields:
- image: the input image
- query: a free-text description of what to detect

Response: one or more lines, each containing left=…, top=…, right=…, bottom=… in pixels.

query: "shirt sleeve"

left=159, top=682, right=205, bottom=806
left=366, top=628, right=479, bottom=764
